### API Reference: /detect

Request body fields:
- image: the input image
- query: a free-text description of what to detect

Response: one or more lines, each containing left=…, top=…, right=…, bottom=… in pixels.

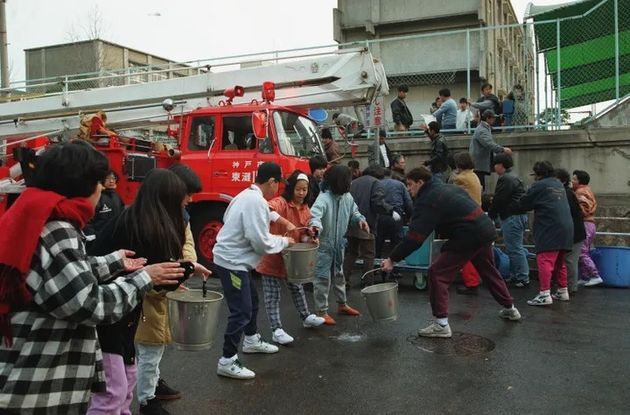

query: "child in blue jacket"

left=309, top=165, right=368, bottom=325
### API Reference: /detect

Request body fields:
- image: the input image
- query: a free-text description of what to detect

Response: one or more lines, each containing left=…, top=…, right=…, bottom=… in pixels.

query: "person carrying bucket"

left=382, top=167, right=521, bottom=338
left=256, top=171, right=325, bottom=345
left=213, top=162, right=295, bottom=380
left=309, top=165, right=367, bottom=325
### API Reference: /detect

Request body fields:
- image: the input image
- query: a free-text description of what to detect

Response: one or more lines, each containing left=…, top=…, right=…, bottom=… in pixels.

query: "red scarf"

left=0, top=187, right=95, bottom=346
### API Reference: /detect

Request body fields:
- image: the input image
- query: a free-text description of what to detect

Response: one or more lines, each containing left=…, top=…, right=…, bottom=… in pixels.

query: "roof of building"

left=527, top=0, right=629, bottom=108
left=24, top=38, right=181, bottom=64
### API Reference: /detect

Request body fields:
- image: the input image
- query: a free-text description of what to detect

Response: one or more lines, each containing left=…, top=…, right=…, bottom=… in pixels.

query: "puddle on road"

left=330, top=332, right=366, bottom=342
left=329, top=316, right=366, bottom=342
left=407, top=332, right=495, bottom=356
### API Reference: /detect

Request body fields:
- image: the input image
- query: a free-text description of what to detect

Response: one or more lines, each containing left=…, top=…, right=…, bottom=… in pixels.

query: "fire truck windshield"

left=273, top=111, right=325, bottom=158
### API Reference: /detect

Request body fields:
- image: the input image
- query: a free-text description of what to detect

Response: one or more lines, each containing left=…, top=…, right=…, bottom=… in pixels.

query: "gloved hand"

left=392, top=211, right=401, bottom=222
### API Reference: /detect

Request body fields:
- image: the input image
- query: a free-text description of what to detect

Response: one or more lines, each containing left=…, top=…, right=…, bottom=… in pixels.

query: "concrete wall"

left=336, top=0, right=479, bottom=28
left=342, top=126, right=630, bottom=209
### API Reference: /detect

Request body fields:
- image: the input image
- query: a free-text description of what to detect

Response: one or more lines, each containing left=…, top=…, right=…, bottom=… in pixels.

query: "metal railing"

left=1, top=0, right=626, bottom=132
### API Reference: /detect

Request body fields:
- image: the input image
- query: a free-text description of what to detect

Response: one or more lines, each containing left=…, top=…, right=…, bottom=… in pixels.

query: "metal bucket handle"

left=284, top=226, right=320, bottom=245
left=360, top=268, right=382, bottom=298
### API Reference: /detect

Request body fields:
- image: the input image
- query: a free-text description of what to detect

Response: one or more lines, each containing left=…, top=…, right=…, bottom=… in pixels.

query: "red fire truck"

left=0, top=47, right=388, bottom=265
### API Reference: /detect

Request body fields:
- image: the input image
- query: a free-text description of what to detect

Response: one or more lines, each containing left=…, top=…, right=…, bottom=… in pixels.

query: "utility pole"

left=0, top=0, right=9, bottom=90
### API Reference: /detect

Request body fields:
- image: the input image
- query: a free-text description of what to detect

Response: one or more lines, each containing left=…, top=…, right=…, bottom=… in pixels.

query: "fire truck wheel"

left=190, top=205, right=226, bottom=268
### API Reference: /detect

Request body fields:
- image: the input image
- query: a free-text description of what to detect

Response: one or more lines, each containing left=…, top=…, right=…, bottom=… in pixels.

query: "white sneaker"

left=272, top=328, right=294, bottom=345
left=577, top=279, right=588, bottom=286
left=302, top=314, right=325, bottom=328
left=527, top=292, right=553, bottom=306
left=217, top=357, right=255, bottom=379
left=584, top=277, right=603, bottom=287
left=552, top=288, right=570, bottom=301
left=499, top=306, right=522, bottom=321
left=242, top=334, right=279, bottom=354
left=417, top=322, right=452, bottom=338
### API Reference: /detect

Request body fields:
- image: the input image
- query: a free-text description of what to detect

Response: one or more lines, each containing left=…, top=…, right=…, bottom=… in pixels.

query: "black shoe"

left=512, top=280, right=530, bottom=288
left=140, top=397, right=171, bottom=415
left=155, top=378, right=181, bottom=400
left=456, top=285, right=479, bottom=295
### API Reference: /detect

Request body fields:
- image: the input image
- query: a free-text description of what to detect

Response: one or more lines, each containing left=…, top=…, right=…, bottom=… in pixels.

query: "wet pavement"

left=146, top=275, right=630, bottom=414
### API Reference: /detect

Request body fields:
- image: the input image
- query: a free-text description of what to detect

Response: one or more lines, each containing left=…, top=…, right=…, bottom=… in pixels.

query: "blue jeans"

left=136, top=344, right=165, bottom=405
left=500, top=214, right=530, bottom=282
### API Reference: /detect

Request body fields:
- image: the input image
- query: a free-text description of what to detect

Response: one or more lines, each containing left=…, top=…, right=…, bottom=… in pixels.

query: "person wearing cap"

left=391, top=85, right=413, bottom=131
left=213, top=162, right=295, bottom=380
left=469, top=109, right=512, bottom=189
left=508, top=161, right=573, bottom=306
left=368, top=128, right=393, bottom=168
left=256, top=171, right=325, bottom=346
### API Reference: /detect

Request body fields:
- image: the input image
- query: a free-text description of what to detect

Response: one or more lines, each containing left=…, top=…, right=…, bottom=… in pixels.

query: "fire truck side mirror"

left=252, top=110, right=269, bottom=139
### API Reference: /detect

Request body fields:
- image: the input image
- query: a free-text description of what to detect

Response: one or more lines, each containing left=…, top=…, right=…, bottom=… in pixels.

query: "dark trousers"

left=375, top=216, right=402, bottom=258
left=215, top=264, right=259, bottom=358
left=474, top=170, right=489, bottom=189
left=342, top=236, right=375, bottom=283
left=428, top=243, right=513, bottom=318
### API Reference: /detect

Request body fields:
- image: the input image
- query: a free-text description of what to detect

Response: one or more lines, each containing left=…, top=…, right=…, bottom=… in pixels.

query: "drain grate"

left=407, top=332, right=495, bottom=356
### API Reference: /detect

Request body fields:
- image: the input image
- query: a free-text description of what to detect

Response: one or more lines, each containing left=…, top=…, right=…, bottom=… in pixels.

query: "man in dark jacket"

left=509, top=161, right=573, bottom=306
left=390, top=85, right=413, bottom=131
left=472, top=83, right=502, bottom=126
left=343, top=165, right=396, bottom=287
left=391, top=154, right=407, bottom=182
left=422, top=121, right=449, bottom=181
left=382, top=167, right=520, bottom=338
left=555, top=168, right=586, bottom=294
left=488, top=154, right=530, bottom=288
left=368, top=128, right=393, bottom=168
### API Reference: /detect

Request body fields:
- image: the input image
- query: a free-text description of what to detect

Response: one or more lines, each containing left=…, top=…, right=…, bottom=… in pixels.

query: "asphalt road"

left=143, top=275, right=630, bottom=415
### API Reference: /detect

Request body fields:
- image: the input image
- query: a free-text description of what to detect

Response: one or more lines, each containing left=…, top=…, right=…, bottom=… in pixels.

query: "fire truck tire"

left=190, top=204, right=226, bottom=268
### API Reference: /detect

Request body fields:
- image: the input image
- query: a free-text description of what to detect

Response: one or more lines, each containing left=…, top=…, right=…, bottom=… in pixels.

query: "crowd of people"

left=0, top=91, right=603, bottom=414
left=390, top=82, right=528, bottom=134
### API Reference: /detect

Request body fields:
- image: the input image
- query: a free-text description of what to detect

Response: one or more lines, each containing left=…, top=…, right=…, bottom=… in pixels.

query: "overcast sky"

left=6, top=0, right=565, bottom=83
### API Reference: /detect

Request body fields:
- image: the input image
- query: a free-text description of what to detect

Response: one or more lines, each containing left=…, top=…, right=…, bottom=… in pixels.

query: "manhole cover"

left=407, top=332, right=495, bottom=356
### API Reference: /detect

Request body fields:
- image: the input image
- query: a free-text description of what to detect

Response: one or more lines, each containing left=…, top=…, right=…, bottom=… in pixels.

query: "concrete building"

left=333, top=0, right=535, bottom=128
left=24, top=39, right=195, bottom=92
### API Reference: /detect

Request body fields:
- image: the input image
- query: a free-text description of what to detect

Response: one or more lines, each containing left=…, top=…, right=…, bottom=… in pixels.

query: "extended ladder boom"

left=0, top=48, right=388, bottom=140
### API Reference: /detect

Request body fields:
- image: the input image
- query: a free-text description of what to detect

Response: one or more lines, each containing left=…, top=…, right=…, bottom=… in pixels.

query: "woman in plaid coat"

left=0, top=141, right=185, bottom=415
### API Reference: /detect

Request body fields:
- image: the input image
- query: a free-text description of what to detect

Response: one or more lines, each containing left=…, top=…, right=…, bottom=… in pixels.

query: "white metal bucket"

left=282, top=243, right=318, bottom=284
left=361, top=282, right=399, bottom=322
left=166, top=289, right=223, bottom=351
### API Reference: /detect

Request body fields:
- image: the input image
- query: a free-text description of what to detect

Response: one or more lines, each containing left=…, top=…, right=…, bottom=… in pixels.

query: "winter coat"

left=564, top=187, right=587, bottom=244
left=390, top=97, right=413, bottom=128
left=389, top=179, right=497, bottom=261
left=84, top=189, right=124, bottom=240
left=451, top=169, right=482, bottom=205
left=324, top=140, right=341, bottom=164
left=257, top=197, right=312, bottom=278
left=347, top=174, right=393, bottom=238
left=368, top=141, right=393, bottom=168
left=574, top=184, right=597, bottom=222
left=509, top=177, right=573, bottom=253
left=469, top=121, right=506, bottom=174
left=135, top=223, right=196, bottom=346
left=426, top=134, right=450, bottom=174
left=489, top=169, right=526, bottom=219
left=309, top=191, right=365, bottom=278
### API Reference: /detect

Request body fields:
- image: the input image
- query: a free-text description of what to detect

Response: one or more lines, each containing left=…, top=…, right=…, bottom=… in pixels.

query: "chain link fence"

left=1, top=0, right=626, bottom=131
